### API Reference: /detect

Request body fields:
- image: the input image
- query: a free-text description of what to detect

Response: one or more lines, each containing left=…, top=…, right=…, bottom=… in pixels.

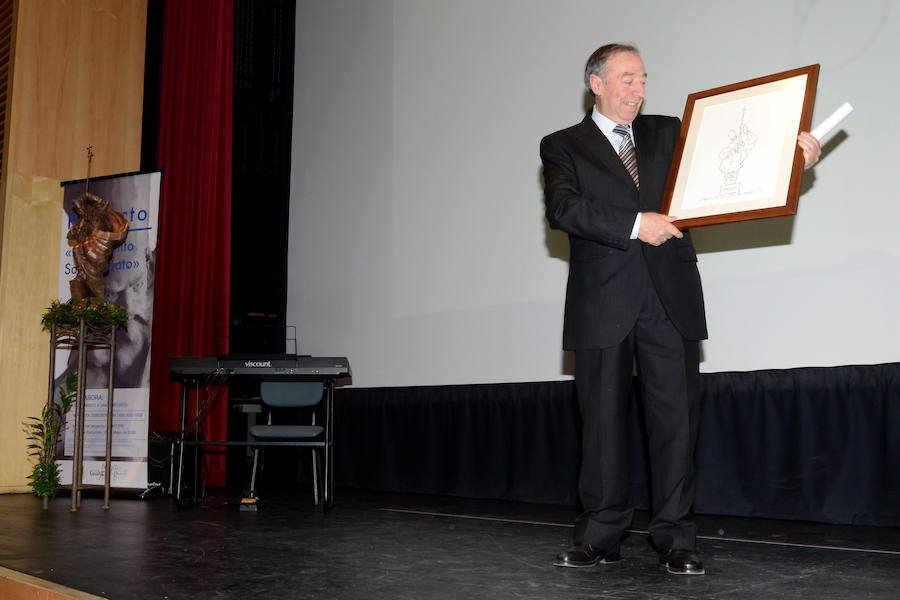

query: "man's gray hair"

left=584, top=43, right=640, bottom=94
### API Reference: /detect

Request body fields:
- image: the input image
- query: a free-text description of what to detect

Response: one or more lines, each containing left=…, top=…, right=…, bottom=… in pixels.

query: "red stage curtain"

left=149, top=0, right=233, bottom=487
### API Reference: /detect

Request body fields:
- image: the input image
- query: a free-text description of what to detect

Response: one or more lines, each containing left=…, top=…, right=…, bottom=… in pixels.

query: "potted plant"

left=25, top=372, right=77, bottom=508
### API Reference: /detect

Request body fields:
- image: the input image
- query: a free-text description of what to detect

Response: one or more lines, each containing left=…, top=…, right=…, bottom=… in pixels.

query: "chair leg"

left=324, top=438, right=333, bottom=510
left=249, top=448, right=260, bottom=498
left=311, top=449, right=320, bottom=505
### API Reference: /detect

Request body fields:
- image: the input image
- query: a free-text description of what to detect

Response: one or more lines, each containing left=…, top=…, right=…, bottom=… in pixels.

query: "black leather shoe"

left=554, top=544, right=622, bottom=568
left=659, top=548, right=705, bottom=575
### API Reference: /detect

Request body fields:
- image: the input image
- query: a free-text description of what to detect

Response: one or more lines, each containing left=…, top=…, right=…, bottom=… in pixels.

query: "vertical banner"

left=55, top=171, right=161, bottom=489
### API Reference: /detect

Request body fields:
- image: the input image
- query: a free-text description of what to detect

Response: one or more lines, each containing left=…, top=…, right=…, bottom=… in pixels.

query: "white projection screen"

left=288, top=0, right=900, bottom=388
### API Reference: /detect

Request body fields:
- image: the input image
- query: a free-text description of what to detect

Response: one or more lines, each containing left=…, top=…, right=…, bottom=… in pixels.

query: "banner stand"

left=55, top=170, right=161, bottom=492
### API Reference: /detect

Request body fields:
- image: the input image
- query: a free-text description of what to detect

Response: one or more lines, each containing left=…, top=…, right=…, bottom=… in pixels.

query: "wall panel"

left=0, top=0, right=147, bottom=492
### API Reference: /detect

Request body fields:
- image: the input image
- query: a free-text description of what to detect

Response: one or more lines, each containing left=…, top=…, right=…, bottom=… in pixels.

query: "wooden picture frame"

left=661, top=64, right=819, bottom=228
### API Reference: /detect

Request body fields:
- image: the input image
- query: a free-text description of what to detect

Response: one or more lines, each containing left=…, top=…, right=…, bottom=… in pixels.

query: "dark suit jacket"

left=540, top=113, right=707, bottom=350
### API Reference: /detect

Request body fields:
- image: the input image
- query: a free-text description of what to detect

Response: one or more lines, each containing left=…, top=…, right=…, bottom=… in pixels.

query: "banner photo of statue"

left=54, top=171, right=161, bottom=490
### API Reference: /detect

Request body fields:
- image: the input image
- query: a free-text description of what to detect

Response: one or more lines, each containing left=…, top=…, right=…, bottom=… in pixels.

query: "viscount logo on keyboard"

left=244, top=360, right=273, bottom=368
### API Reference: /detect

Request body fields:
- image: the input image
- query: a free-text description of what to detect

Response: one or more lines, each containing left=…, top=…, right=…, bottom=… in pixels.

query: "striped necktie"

left=613, top=124, right=639, bottom=189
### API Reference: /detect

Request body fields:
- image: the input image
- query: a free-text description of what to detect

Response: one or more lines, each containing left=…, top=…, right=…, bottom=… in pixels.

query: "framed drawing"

left=661, top=64, right=819, bottom=228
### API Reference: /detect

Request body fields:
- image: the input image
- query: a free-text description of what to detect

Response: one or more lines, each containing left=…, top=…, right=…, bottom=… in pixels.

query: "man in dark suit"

left=541, top=43, right=820, bottom=575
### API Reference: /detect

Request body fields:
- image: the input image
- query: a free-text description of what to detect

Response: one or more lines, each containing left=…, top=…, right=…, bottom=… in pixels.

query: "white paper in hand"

left=810, top=102, right=853, bottom=143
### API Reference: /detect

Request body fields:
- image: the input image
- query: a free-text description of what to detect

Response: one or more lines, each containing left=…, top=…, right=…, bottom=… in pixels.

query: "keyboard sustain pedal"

left=240, top=495, right=259, bottom=512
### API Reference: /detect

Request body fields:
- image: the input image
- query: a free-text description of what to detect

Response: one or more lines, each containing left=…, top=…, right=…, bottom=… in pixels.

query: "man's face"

left=590, top=51, right=646, bottom=125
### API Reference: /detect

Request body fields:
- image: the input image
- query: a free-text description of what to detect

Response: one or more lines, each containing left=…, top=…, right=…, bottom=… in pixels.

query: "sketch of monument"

left=717, top=109, right=757, bottom=197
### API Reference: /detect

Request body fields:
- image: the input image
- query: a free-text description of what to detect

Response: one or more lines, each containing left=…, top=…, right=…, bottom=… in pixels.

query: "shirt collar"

left=591, top=106, right=635, bottom=147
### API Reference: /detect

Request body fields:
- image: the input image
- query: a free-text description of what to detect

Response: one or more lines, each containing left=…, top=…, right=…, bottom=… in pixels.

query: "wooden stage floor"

left=0, top=489, right=897, bottom=599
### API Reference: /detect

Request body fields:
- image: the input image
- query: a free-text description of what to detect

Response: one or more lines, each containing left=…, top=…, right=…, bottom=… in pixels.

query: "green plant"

left=24, top=371, right=78, bottom=503
left=41, top=298, right=128, bottom=330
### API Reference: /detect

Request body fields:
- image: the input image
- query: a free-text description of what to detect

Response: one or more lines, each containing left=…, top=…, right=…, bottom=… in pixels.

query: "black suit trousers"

left=573, top=270, right=701, bottom=553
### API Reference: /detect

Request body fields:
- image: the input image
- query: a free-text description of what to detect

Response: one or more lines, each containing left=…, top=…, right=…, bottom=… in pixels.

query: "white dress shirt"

left=591, top=106, right=642, bottom=239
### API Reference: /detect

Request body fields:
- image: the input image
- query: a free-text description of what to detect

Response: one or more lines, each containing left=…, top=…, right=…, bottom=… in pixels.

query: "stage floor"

left=0, top=489, right=897, bottom=599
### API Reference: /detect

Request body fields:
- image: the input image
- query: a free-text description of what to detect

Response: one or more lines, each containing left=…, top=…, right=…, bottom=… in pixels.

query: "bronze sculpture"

left=67, top=192, right=129, bottom=301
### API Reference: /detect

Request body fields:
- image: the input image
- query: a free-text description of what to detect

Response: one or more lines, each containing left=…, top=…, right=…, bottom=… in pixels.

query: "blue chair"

left=248, top=381, right=330, bottom=506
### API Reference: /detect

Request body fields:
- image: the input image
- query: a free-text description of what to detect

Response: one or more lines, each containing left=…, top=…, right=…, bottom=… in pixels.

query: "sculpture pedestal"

left=48, top=319, right=118, bottom=510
